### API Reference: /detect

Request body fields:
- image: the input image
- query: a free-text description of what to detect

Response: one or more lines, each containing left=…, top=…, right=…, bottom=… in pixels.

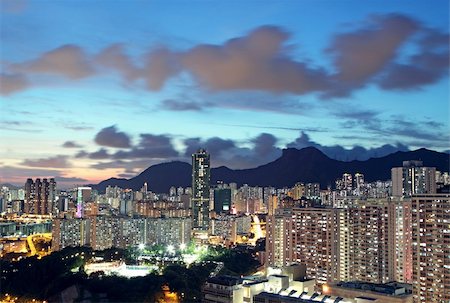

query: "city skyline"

left=1, top=1, right=449, bottom=187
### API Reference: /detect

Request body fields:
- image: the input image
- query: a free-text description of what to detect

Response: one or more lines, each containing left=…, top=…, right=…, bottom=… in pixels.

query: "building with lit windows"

left=192, top=149, right=211, bottom=232
left=292, top=208, right=339, bottom=285
left=265, top=209, right=294, bottom=268
left=266, top=208, right=339, bottom=285
left=411, top=194, right=450, bottom=303
left=52, top=216, right=192, bottom=250
left=391, top=161, right=436, bottom=197
left=338, top=200, right=395, bottom=284
left=89, top=215, right=113, bottom=250
left=24, top=178, right=56, bottom=215
left=52, top=217, right=90, bottom=251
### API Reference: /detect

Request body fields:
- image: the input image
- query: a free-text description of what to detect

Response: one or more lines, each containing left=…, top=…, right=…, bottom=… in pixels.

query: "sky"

left=0, top=0, right=449, bottom=187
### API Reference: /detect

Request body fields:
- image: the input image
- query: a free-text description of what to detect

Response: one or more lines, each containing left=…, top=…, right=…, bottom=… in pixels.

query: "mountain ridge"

left=91, top=147, right=450, bottom=193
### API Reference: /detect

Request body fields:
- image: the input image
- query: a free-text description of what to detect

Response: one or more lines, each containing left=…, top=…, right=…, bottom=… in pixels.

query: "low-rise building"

left=324, top=281, right=412, bottom=303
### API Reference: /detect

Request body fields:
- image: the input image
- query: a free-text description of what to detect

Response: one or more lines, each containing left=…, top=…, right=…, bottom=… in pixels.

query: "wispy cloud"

left=21, top=155, right=71, bottom=168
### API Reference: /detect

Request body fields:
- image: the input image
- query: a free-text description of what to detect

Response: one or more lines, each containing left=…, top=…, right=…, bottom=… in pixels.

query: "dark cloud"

left=112, top=133, right=179, bottom=159
left=210, top=91, right=311, bottom=114
left=0, top=166, right=60, bottom=182
left=324, top=14, right=419, bottom=97
left=13, top=44, right=94, bottom=79
left=94, top=125, right=131, bottom=148
left=287, top=131, right=410, bottom=161
left=179, top=26, right=329, bottom=94
left=144, top=47, right=181, bottom=90
left=252, top=133, right=278, bottom=158
left=96, top=44, right=141, bottom=81
left=2, top=14, right=448, bottom=99
left=333, top=109, right=380, bottom=121
left=76, top=148, right=110, bottom=160
left=357, top=116, right=449, bottom=143
left=54, top=176, right=88, bottom=183
left=64, top=124, right=94, bottom=131
left=161, top=99, right=204, bottom=111
left=62, top=141, right=83, bottom=148
left=184, top=137, right=236, bottom=158
left=90, top=149, right=110, bottom=159
left=90, top=159, right=155, bottom=173
left=207, top=122, right=327, bottom=133
left=183, top=133, right=281, bottom=168
left=0, top=120, right=32, bottom=126
left=377, top=29, right=449, bottom=90
left=0, top=73, right=29, bottom=95
left=21, top=155, right=71, bottom=168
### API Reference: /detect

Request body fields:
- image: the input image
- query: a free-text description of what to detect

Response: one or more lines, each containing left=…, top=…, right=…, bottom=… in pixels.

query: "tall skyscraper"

left=392, top=160, right=436, bottom=197
left=76, top=187, right=92, bottom=218
left=412, top=194, right=450, bottom=303
left=24, top=178, right=56, bottom=215
left=24, top=178, right=35, bottom=213
left=192, top=149, right=210, bottom=231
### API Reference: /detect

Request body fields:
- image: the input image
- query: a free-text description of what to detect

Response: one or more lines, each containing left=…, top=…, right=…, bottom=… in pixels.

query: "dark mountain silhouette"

left=91, top=147, right=450, bottom=193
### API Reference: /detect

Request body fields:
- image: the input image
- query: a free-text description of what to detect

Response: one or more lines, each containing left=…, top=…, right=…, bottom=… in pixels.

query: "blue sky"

left=1, top=0, right=449, bottom=186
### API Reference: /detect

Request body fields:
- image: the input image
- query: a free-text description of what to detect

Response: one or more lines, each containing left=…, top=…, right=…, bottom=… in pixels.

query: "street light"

left=138, top=243, right=145, bottom=250
left=180, top=243, right=186, bottom=250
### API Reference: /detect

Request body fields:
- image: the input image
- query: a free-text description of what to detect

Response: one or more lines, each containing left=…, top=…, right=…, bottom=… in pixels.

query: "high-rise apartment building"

left=89, top=215, right=113, bottom=250
left=394, top=200, right=413, bottom=283
left=266, top=207, right=339, bottom=285
left=52, top=217, right=90, bottom=251
left=265, top=208, right=295, bottom=268
left=292, top=207, right=339, bottom=284
left=52, top=216, right=192, bottom=251
left=24, top=178, right=56, bottom=215
left=339, top=200, right=395, bottom=284
left=392, top=161, right=436, bottom=197
left=192, top=149, right=210, bottom=231
left=411, top=194, right=450, bottom=303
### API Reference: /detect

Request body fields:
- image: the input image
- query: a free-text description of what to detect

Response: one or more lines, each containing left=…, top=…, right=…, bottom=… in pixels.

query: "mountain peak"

left=92, top=148, right=449, bottom=193
left=281, top=146, right=327, bottom=158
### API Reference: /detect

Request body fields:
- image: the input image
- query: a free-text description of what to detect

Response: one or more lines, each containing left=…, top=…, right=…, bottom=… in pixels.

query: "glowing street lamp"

left=138, top=243, right=145, bottom=250
left=179, top=243, right=186, bottom=250
left=167, top=245, right=175, bottom=254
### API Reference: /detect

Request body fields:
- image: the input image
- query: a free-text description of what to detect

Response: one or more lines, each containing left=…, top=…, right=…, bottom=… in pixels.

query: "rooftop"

left=334, top=281, right=412, bottom=296
left=206, top=275, right=242, bottom=286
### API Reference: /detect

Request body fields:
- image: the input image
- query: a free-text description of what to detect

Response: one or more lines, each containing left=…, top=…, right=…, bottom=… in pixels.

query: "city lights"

left=0, top=2, right=448, bottom=301
left=166, top=245, right=175, bottom=254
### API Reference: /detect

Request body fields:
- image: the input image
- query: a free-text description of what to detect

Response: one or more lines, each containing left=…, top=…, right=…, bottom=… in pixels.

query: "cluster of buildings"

left=263, top=160, right=449, bottom=303
left=0, top=151, right=449, bottom=303
left=52, top=216, right=191, bottom=251
left=202, top=264, right=413, bottom=303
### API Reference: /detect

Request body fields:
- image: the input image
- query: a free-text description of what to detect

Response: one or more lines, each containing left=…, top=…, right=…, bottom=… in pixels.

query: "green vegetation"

left=0, top=246, right=92, bottom=300
left=0, top=244, right=260, bottom=302
left=162, top=263, right=216, bottom=301
left=202, top=246, right=261, bottom=276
